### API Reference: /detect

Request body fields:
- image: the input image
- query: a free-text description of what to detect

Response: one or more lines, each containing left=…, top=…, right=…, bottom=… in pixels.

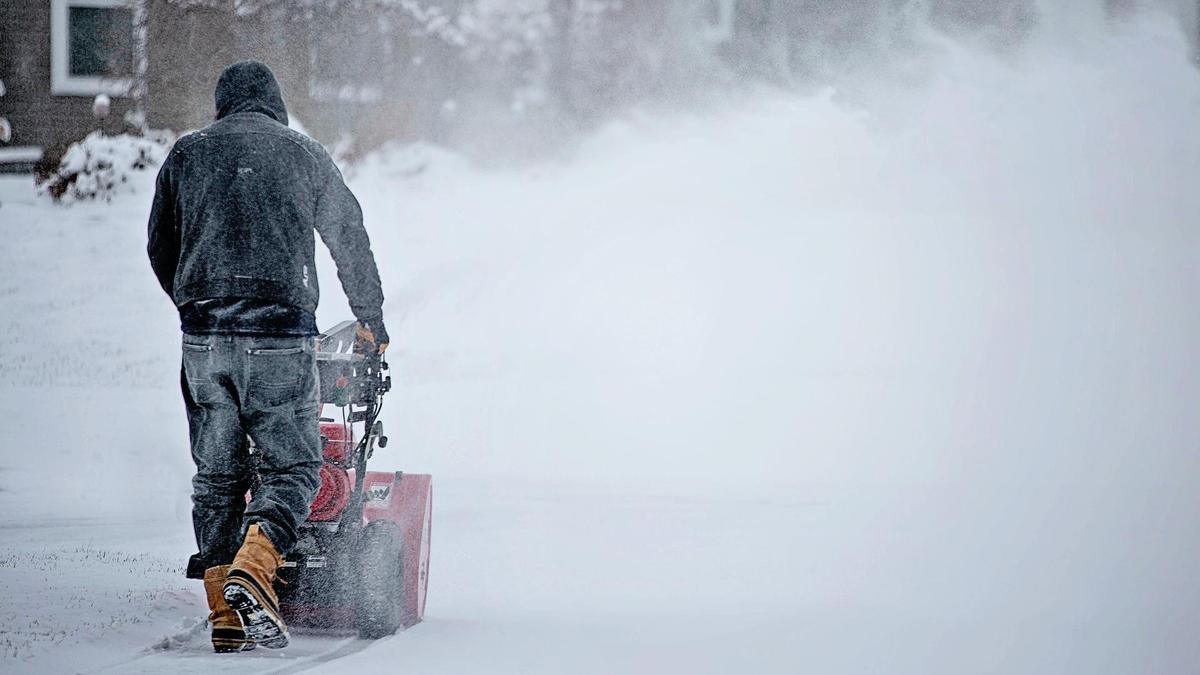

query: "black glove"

left=356, top=318, right=389, bottom=354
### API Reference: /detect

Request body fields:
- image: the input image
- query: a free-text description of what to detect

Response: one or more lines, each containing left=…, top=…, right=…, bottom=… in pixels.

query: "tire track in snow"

left=85, top=634, right=370, bottom=674
left=254, top=636, right=380, bottom=674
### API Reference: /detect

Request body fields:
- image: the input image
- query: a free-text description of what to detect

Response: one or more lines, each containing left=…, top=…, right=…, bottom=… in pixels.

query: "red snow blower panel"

left=362, top=471, right=434, bottom=626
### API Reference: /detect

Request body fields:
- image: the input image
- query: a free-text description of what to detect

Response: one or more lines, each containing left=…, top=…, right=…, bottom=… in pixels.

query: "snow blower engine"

left=188, top=320, right=432, bottom=639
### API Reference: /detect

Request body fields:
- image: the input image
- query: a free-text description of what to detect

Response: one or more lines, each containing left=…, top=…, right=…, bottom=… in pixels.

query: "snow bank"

left=37, top=130, right=173, bottom=204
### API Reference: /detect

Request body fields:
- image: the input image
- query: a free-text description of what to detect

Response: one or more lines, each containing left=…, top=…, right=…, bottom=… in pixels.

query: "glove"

left=355, top=319, right=389, bottom=355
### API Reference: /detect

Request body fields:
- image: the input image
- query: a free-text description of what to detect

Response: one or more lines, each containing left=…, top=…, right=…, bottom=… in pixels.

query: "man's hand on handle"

left=356, top=320, right=389, bottom=355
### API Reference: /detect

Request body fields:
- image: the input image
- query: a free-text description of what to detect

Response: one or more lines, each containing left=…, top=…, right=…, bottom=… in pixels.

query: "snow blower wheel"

left=357, top=521, right=405, bottom=638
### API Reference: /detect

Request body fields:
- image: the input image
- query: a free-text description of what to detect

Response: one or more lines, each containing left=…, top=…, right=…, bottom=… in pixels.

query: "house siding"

left=0, top=0, right=136, bottom=161
left=143, top=0, right=237, bottom=134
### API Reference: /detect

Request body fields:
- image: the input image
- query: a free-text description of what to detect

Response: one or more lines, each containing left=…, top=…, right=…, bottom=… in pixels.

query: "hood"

left=214, top=60, right=288, bottom=125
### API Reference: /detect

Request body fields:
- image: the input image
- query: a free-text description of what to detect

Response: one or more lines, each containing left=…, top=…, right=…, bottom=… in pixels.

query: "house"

left=0, top=0, right=443, bottom=173
left=0, top=0, right=146, bottom=172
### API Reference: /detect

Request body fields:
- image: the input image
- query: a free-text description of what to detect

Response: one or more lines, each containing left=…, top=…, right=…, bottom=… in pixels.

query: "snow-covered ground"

left=2, top=9, right=1200, bottom=674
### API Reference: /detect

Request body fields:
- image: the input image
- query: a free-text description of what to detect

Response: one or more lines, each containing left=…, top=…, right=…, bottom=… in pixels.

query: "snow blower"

left=269, top=319, right=432, bottom=638
left=181, top=320, right=432, bottom=638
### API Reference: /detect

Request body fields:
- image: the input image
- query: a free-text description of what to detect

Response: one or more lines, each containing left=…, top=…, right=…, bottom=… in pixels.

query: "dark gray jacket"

left=147, top=61, right=386, bottom=341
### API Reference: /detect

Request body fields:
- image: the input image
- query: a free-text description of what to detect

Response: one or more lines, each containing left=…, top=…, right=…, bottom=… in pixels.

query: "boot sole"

left=212, top=626, right=256, bottom=653
left=223, top=578, right=289, bottom=649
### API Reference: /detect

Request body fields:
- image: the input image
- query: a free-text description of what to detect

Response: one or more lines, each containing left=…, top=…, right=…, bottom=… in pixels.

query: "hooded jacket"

left=147, top=60, right=386, bottom=341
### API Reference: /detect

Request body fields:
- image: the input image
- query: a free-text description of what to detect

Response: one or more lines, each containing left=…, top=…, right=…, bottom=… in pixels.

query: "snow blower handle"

left=315, top=320, right=391, bottom=408
left=352, top=339, right=391, bottom=404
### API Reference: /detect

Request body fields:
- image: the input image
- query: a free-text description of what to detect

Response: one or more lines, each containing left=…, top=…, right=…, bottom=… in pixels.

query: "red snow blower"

left=219, top=319, right=432, bottom=634
left=267, top=320, right=431, bottom=637
left=182, top=321, right=432, bottom=636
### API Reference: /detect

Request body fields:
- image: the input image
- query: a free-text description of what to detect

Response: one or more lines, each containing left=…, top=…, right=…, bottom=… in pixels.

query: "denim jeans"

left=181, top=333, right=320, bottom=567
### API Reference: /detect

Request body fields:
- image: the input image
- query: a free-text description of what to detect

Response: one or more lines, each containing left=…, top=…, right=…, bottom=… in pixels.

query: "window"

left=51, top=0, right=134, bottom=96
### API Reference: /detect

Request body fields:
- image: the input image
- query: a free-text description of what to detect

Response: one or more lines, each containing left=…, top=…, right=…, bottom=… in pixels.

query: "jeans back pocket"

left=246, top=340, right=311, bottom=409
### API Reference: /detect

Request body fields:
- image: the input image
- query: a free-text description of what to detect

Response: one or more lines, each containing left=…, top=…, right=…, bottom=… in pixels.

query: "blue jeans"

left=181, top=333, right=321, bottom=566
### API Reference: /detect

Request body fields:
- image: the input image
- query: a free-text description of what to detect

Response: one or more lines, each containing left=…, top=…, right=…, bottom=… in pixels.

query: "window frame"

left=50, top=0, right=134, bottom=97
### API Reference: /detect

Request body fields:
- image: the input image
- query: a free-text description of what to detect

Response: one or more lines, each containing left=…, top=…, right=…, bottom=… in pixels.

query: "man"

left=147, top=60, right=388, bottom=652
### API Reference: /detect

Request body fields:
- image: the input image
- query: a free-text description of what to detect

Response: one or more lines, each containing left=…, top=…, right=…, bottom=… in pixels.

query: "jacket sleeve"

left=146, top=153, right=179, bottom=300
left=314, top=157, right=387, bottom=341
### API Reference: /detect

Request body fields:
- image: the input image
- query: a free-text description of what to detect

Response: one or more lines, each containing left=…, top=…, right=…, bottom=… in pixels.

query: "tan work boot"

left=204, top=565, right=255, bottom=652
left=223, top=523, right=289, bottom=649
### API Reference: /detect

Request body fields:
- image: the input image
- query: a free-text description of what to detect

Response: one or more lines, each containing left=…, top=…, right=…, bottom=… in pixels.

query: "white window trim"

left=50, top=0, right=134, bottom=97
left=703, top=0, right=737, bottom=44
left=0, top=147, right=46, bottom=163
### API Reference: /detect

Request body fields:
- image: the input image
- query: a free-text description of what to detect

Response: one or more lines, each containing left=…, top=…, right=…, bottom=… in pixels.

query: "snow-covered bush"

left=38, top=130, right=174, bottom=204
